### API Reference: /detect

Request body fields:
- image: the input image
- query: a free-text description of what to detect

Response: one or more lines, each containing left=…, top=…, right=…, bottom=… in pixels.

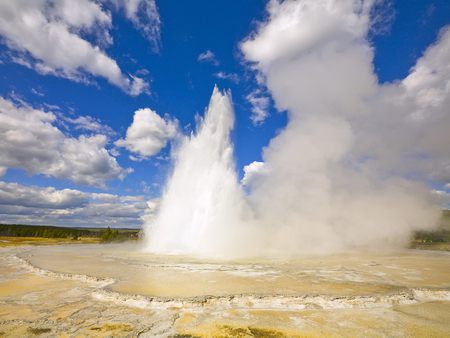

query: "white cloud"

left=0, top=181, right=88, bottom=209
left=129, top=75, right=150, bottom=96
left=0, top=0, right=148, bottom=95
left=246, top=90, right=270, bottom=125
left=214, top=72, right=240, bottom=83
left=197, top=50, right=219, bottom=65
left=0, top=181, right=155, bottom=228
left=51, top=0, right=112, bottom=31
left=108, top=0, right=161, bottom=51
left=115, top=108, right=179, bottom=159
left=61, top=115, right=115, bottom=136
left=0, top=97, right=129, bottom=187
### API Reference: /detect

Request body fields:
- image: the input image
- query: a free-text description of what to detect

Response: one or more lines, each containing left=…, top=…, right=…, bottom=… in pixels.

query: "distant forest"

left=0, top=224, right=140, bottom=242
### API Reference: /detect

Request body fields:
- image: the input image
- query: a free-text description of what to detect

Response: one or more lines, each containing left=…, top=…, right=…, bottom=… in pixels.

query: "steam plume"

left=145, top=0, right=448, bottom=257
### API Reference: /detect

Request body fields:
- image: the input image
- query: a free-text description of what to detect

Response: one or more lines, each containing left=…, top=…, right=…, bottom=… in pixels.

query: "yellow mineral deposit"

left=0, top=243, right=449, bottom=337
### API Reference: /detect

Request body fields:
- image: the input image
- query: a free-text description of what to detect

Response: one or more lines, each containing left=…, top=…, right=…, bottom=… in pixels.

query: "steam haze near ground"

left=145, top=0, right=450, bottom=258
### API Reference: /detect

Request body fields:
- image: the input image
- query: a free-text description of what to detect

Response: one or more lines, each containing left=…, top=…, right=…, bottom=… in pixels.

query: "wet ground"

left=0, top=243, right=449, bottom=337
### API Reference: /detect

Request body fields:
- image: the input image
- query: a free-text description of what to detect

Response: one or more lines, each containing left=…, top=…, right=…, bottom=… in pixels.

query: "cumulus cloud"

left=0, top=181, right=154, bottom=228
left=197, top=50, right=219, bottom=65
left=115, top=108, right=178, bottom=160
left=0, top=181, right=88, bottom=209
left=0, top=97, right=129, bottom=187
left=0, top=0, right=149, bottom=95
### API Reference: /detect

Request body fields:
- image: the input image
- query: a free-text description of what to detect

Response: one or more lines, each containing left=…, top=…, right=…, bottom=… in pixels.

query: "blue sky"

left=0, top=0, right=449, bottom=228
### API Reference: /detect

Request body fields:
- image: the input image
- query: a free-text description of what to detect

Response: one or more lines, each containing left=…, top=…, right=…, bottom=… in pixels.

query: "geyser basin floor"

left=1, top=244, right=450, bottom=337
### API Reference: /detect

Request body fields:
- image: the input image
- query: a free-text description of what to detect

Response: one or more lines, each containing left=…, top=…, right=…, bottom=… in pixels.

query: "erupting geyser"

left=145, top=0, right=447, bottom=258
left=145, top=87, right=252, bottom=256
left=144, top=87, right=439, bottom=258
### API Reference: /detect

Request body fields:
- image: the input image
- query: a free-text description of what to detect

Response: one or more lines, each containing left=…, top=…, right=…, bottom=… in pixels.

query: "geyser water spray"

left=145, top=86, right=252, bottom=257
